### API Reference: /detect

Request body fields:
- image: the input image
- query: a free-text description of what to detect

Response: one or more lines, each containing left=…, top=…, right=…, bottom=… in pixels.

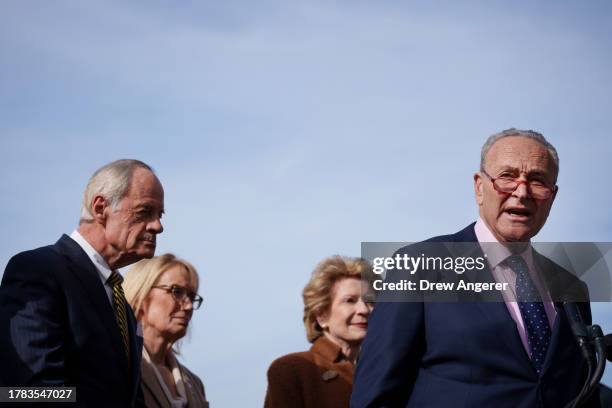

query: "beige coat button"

left=322, top=370, right=339, bottom=381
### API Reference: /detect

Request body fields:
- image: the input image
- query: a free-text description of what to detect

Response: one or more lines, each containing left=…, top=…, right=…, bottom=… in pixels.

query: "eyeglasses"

left=151, top=285, right=203, bottom=310
left=481, top=170, right=557, bottom=200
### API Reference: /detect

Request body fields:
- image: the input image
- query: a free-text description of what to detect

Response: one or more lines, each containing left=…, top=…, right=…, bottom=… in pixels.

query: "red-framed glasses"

left=481, top=170, right=557, bottom=200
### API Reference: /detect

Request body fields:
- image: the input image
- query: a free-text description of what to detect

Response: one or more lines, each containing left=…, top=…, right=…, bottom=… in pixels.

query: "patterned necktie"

left=107, top=271, right=130, bottom=361
left=505, top=255, right=551, bottom=375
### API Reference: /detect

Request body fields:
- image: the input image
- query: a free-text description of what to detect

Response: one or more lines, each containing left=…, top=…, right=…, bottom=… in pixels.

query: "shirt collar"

left=70, top=229, right=113, bottom=282
left=474, top=217, right=533, bottom=268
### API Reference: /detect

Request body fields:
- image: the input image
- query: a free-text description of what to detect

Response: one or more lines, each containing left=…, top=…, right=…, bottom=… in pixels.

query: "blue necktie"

left=505, top=255, right=551, bottom=375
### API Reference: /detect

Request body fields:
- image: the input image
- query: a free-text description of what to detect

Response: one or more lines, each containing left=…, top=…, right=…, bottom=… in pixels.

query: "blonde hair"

left=302, top=256, right=373, bottom=343
left=123, top=253, right=199, bottom=320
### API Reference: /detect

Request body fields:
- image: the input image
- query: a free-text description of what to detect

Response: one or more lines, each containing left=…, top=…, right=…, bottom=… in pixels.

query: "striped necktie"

left=505, top=255, right=551, bottom=375
left=107, top=271, right=130, bottom=361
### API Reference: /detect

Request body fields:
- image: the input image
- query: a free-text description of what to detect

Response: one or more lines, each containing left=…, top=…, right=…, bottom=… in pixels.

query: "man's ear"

left=551, top=185, right=558, bottom=203
left=474, top=172, right=484, bottom=206
left=91, top=195, right=109, bottom=225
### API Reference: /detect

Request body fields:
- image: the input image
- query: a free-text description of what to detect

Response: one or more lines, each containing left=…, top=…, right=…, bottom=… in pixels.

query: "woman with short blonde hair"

left=265, top=255, right=374, bottom=408
left=302, top=256, right=373, bottom=343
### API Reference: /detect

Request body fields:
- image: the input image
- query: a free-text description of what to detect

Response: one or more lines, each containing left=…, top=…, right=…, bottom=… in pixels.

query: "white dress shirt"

left=70, top=230, right=114, bottom=305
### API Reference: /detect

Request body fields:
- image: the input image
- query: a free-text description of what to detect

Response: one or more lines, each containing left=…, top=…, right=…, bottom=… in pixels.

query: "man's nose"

left=148, top=218, right=164, bottom=234
left=512, top=180, right=531, bottom=199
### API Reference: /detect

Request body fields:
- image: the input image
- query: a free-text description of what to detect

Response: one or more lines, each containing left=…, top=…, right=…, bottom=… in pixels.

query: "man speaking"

left=351, top=129, right=599, bottom=407
left=0, top=159, right=164, bottom=407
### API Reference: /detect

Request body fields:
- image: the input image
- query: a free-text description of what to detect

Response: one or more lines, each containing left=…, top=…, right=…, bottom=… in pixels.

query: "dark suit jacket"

left=0, top=235, right=144, bottom=407
left=265, top=336, right=354, bottom=408
left=351, top=223, right=600, bottom=408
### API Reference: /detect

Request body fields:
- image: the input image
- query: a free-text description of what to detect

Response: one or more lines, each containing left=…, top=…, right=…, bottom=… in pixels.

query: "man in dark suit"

left=351, top=129, right=600, bottom=407
left=0, top=159, right=164, bottom=407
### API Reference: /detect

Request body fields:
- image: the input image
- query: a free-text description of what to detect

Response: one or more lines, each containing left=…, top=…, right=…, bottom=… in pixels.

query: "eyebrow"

left=495, top=167, right=550, bottom=177
left=168, top=284, right=197, bottom=294
left=135, top=203, right=165, bottom=214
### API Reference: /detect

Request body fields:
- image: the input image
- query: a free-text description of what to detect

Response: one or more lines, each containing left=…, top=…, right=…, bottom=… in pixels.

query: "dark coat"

left=265, top=336, right=354, bottom=408
left=351, top=223, right=600, bottom=408
left=0, top=235, right=144, bottom=407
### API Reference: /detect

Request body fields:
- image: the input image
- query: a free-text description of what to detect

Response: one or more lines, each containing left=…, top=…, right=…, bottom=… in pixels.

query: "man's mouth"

left=503, top=207, right=532, bottom=219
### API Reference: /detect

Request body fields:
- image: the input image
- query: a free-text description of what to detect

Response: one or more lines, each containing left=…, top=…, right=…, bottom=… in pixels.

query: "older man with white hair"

left=0, top=159, right=164, bottom=408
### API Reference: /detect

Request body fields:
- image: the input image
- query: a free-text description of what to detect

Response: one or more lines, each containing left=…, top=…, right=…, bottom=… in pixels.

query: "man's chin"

left=138, top=249, right=156, bottom=259
left=136, top=242, right=157, bottom=257
left=124, top=248, right=156, bottom=264
left=498, top=226, right=536, bottom=243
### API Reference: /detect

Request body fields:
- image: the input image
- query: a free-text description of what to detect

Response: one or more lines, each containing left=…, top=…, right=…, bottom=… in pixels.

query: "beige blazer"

left=141, top=352, right=209, bottom=408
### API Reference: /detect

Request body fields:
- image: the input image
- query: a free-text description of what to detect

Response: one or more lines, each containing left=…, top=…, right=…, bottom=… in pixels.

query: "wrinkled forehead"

left=486, top=136, right=557, bottom=177
left=122, top=171, right=165, bottom=212
left=129, top=169, right=164, bottom=196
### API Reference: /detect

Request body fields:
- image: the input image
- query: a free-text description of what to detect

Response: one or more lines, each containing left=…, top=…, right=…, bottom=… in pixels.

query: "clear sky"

left=1, top=1, right=611, bottom=406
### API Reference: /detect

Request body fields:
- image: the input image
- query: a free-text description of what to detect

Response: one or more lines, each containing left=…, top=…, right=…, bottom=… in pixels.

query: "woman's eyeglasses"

left=152, top=285, right=203, bottom=310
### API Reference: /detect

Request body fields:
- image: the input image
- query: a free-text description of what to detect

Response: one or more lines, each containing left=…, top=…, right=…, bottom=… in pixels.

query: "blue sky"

left=1, top=1, right=611, bottom=406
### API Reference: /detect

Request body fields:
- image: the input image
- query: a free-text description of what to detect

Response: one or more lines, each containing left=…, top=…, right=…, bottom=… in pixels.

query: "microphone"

left=562, top=302, right=593, bottom=408
left=605, top=334, right=612, bottom=363
left=562, top=301, right=607, bottom=408
left=562, top=302, right=594, bottom=363
left=586, top=326, right=607, bottom=399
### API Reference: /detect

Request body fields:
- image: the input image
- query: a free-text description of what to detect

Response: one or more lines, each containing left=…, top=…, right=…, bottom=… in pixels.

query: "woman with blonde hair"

left=264, top=256, right=374, bottom=408
left=123, top=253, right=209, bottom=408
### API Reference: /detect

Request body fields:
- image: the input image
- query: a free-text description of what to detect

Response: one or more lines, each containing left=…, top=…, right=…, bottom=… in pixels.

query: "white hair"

left=80, top=159, right=154, bottom=223
left=480, top=128, right=559, bottom=178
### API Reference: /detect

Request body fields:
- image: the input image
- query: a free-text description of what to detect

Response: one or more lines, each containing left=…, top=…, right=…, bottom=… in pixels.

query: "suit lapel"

left=54, top=234, right=129, bottom=374
left=453, top=226, right=536, bottom=375
left=540, top=304, right=563, bottom=375
left=532, top=252, right=577, bottom=375
left=127, top=308, right=144, bottom=404
left=141, top=357, right=170, bottom=408
left=474, top=298, right=535, bottom=374
left=181, top=365, right=198, bottom=408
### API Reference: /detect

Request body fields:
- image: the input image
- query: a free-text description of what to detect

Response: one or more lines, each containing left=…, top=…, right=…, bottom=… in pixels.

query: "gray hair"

left=80, top=159, right=154, bottom=223
left=480, top=128, right=559, bottom=178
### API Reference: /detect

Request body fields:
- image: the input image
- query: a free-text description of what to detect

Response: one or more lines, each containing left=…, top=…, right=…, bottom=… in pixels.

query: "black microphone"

left=586, top=326, right=607, bottom=399
left=562, top=301, right=609, bottom=408
left=562, top=302, right=595, bottom=408
left=605, top=334, right=612, bottom=363
left=562, top=302, right=594, bottom=363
